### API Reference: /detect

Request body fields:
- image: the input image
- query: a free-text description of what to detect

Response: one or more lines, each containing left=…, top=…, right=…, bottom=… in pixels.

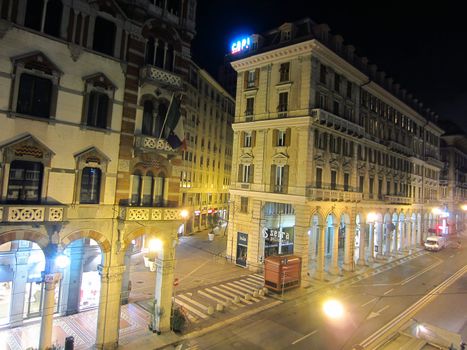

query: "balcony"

left=0, top=205, right=65, bottom=223
left=383, top=195, right=413, bottom=205
left=307, top=185, right=362, bottom=202
left=135, top=135, right=178, bottom=155
left=424, top=155, right=443, bottom=168
left=311, top=109, right=365, bottom=138
left=140, top=65, right=182, bottom=90
left=119, top=207, right=185, bottom=221
left=386, top=140, right=414, bottom=157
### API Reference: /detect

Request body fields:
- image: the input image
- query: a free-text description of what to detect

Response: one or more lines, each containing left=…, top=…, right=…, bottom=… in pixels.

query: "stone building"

left=0, top=0, right=204, bottom=348
left=180, top=63, right=234, bottom=234
left=225, top=18, right=453, bottom=282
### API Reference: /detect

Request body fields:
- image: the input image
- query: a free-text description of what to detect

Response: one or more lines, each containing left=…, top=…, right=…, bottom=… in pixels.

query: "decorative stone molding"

left=48, top=207, right=64, bottom=221
left=127, top=208, right=150, bottom=220
left=98, top=265, right=126, bottom=283
left=271, top=152, right=288, bottom=166
left=151, top=209, right=162, bottom=220
left=8, top=207, right=45, bottom=222
left=140, top=65, right=182, bottom=89
left=68, top=43, right=83, bottom=62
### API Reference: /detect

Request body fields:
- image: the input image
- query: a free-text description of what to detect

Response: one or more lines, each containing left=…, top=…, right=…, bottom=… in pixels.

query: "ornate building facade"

left=225, top=18, right=454, bottom=282
left=0, top=0, right=205, bottom=349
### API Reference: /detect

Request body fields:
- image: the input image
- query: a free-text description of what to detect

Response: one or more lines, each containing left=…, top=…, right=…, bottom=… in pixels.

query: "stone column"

left=329, top=224, right=339, bottom=275
left=294, top=204, right=310, bottom=281
left=315, top=225, right=325, bottom=280
left=385, top=225, right=392, bottom=257
left=377, top=222, right=384, bottom=259
left=39, top=272, right=61, bottom=350
left=343, top=223, right=355, bottom=271
left=393, top=221, right=399, bottom=255
left=154, top=239, right=176, bottom=333
left=95, top=265, right=126, bottom=349
left=368, top=222, right=375, bottom=263
left=121, top=244, right=133, bottom=305
left=9, top=250, right=30, bottom=327
left=357, top=224, right=366, bottom=266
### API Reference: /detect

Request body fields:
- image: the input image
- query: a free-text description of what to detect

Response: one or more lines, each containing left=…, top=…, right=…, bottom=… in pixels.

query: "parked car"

left=424, top=236, right=447, bottom=251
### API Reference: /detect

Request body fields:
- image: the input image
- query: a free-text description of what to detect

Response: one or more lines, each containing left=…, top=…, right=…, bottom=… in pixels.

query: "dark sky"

left=192, top=0, right=467, bottom=132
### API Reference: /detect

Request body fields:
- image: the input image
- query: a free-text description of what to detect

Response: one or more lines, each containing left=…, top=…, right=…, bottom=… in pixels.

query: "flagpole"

left=159, top=92, right=175, bottom=139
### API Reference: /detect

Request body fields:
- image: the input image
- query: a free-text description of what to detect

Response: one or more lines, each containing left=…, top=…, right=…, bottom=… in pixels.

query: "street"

left=178, top=237, right=466, bottom=350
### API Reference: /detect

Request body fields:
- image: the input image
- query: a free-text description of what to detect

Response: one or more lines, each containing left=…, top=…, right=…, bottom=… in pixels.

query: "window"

left=279, top=62, right=290, bottom=82
left=334, top=74, right=340, bottom=92
left=274, top=165, right=288, bottom=193
left=277, top=130, right=286, bottom=146
left=333, top=100, right=340, bottom=116
left=346, top=81, right=352, bottom=98
left=24, top=0, right=62, bottom=38
left=145, top=37, right=156, bottom=66
left=80, top=167, right=101, bottom=204
left=243, top=132, right=252, bottom=147
left=86, top=91, right=109, bottom=129
left=247, top=70, right=256, bottom=88
left=240, top=197, right=248, bottom=213
left=369, top=177, right=374, bottom=195
left=242, top=164, right=251, bottom=183
left=7, top=160, right=43, bottom=203
left=17, top=73, right=52, bottom=118
left=318, top=93, right=328, bottom=110
left=331, top=170, right=337, bottom=190
left=320, top=64, right=326, bottom=84
left=93, top=17, right=116, bottom=56
left=359, top=175, right=364, bottom=193
left=278, top=92, right=288, bottom=113
left=344, top=173, right=349, bottom=191
left=281, top=30, right=291, bottom=41
left=316, top=168, right=322, bottom=188
left=245, top=97, right=254, bottom=115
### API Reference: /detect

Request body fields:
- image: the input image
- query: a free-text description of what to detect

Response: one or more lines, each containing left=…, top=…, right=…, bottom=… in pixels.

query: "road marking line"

left=361, top=297, right=378, bottom=307
left=400, top=260, right=443, bottom=285
left=174, top=298, right=208, bottom=319
left=198, top=290, right=238, bottom=310
left=243, top=278, right=263, bottom=288
left=204, top=288, right=244, bottom=306
left=179, top=260, right=211, bottom=282
left=213, top=286, right=253, bottom=304
left=233, top=280, right=257, bottom=291
left=383, top=288, right=394, bottom=295
left=292, top=330, right=318, bottom=345
left=178, top=294, right=210, bottom=312
left=249, top=274, right=264, bottom=282
left=225, top=283, right=261, bottom=301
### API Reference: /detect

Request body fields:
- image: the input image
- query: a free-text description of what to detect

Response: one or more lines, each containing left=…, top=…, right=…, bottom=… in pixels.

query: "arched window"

left=17, top=73, right=53, bottom=118
left=154, top=174, right=165, bottom=206
left=142, top=171, right=155, bottom=206
left=80, top=167, right=101, bottom=204
left=165, top=45, right=174, bottom=71
left=87, top=91, right=109, bottom=129
left=142, top=100, right=155, bottom=136
left=24, top=0, right=44, bottom=31
left=44, top=0, right=62, bottom=37
left=145, top=37, right=155, bottom=66
left=93, top=17, right=116, bottom=56
left=7, top=160, right=44, bottom=204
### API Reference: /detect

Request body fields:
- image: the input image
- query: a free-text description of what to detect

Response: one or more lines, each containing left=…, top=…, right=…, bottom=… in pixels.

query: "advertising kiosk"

left=264, top=255, right=301, bottom=292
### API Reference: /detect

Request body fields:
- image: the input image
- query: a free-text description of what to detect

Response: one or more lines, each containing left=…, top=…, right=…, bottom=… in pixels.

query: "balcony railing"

left=311, top=109, right=365, bottom=138
left=140, top=65, right=182, bottom=89
left=0, top=205, right=65, bottom=223
left=383, top=195, right=413, bottom=205
left=386, top=140, right=414, bottom=157
left=135, top=135, right=178, bottom=154
left=424, top=155, right=443, bottom=168
left=307, top=183, right=362, bottom=202
left=119, top=207, right=185, bottom=221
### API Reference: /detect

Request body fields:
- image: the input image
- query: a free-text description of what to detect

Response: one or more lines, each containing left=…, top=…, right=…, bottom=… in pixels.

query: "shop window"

left=7, top=160, right=43, bottom=204
left=93, top=17, right=115, bottom=56
left=80, top=167, right=101, bottom=204
left=17, top=73, right=52, bottom=119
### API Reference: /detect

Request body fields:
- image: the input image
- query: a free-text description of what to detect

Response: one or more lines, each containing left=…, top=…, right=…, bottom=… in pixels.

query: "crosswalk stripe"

left=174, top=298, right=209, bottom=319
left=249, top=274, right=264, bottom=282
left=227, top=282, right=261, bottom=301
left=198, top=290, right=239, bottom=310
left=178, top=294, right=211, bottom=312
left=242, top=278, right=263, bottom=288
left=234, top=280, right=259, bottom=291
left=205, top=288, right=244, bottom=306
left=213, top=286, right=253, bottom=305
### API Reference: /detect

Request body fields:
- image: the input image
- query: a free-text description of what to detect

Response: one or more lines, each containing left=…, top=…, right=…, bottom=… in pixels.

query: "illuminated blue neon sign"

left=231, top=37, right=251, bottom=54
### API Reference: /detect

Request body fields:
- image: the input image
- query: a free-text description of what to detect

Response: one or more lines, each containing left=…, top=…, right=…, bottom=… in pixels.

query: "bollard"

left=245, top=294, right=252, bottom=301
left=207, top=305, right=214, bottom=315
left=252, top=290, right=259, bottom=298
left=216, top=303, right=224, bottom=312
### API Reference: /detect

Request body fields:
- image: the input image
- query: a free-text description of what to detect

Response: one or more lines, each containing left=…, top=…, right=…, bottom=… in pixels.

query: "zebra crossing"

left=173, top=273, right=268, bottom=324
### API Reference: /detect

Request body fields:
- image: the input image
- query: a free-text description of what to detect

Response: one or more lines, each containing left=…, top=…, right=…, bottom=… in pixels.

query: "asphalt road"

left=179, top=236, right=466, bottom=350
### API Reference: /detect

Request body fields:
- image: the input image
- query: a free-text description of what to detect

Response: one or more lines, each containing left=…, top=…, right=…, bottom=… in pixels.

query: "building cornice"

left=232, top=116, right=313, bottom=131
left=229, top=189, right=307, bottom=204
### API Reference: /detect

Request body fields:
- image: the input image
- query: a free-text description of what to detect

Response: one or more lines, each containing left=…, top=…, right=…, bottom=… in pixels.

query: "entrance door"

left=236, top=232, right=248, bottom=267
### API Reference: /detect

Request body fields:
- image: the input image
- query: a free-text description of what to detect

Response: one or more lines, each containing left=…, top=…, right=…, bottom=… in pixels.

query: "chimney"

left=378, top=71, right=386, bottom=85
left=401, top=88, right=407, bottom=99
left=313, top=23, right=330, bottom=43
left=369, top=64, right=377, bottom=78
left=332, top=34, right=344, bottom=53
left=386, top=77, right=394, bottom=90
left=394, top=83, right=400, bottom=95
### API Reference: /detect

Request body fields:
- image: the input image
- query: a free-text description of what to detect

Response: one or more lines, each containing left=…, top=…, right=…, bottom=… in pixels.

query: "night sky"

left=192, top=0, right=467, bottom=132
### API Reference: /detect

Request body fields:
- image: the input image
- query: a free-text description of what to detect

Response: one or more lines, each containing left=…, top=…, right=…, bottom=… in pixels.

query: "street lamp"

left=322, top=299, right=345, bottom=319
left=180, top=209, right=189, bottom=236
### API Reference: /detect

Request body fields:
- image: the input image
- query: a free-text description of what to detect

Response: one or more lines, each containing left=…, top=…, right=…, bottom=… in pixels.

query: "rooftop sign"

left=231, top=36, right=251, bottom=54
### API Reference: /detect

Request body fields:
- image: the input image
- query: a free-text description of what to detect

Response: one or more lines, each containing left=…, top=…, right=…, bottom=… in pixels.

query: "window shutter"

left=249, top=164, right=254, bottom=183
left=244, top=71, right=248, bottom=89
left=285, top=128, right=291, bottom=146
left=283, top=165, right=289, bottom=192
left=254, top=68, right=260, bottom=87
left=238, top=164, right=243, bottom=182
left=252, top=130, right=256, bottom=147
left=273, top=129, right=278, bottom=146
left=270, top=164, right=276, bottom=191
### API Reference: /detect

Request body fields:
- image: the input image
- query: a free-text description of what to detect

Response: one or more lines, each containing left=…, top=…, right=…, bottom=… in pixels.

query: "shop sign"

left=231, top=36, right=251, bottom=54
left=261, top=227, right=290, bottom=240
left=194, top=210, right=200, bottom=216
left=237, top=232, right=248, bottom=246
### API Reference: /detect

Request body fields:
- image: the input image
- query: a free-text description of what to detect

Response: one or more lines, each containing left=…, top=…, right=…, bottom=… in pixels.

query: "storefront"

left=262, top=227, right=294, bottom=258
left=236, top=232, right=248, bottom=267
